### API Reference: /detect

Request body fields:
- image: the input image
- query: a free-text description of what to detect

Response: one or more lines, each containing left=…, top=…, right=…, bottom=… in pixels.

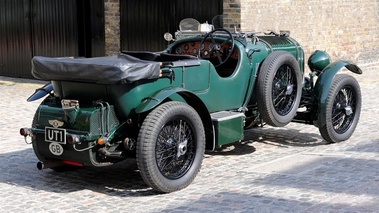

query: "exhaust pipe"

left=98, top=148, right=125, bottom=159
left=37, top=161, right=66, bottom=170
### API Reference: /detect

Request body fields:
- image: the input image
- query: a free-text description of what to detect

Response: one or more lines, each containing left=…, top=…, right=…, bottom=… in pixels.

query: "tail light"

left=20, top=128, right=30, bottom=136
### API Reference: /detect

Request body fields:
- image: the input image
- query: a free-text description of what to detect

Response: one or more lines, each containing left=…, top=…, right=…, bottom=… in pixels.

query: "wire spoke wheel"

left=319, top=74, right=361, bottom=143
left=272, top=64, right=297, bottom=116
left=257, top=51, right=302, bottom=127
left=156, top=118, right=196, bottom=179
left=331, top=86, right=355, bottom=133
left=137, top=102, right=205, bottom=193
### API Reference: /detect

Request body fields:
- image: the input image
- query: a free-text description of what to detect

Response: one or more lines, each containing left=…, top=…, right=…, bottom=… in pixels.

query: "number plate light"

left=61, top=99, right=79, bottom=110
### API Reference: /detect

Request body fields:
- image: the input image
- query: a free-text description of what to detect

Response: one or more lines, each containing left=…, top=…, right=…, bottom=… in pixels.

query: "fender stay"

left=313, top=60, right=362, bottom=127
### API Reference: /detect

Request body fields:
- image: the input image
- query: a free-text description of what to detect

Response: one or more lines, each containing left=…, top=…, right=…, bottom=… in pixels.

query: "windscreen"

left=179, top=18, right=200, bottom=31
left=212, top=15, right=240, bottom=32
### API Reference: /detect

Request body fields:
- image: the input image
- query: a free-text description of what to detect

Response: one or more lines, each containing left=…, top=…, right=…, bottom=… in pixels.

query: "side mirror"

left=164, top=33, right=174, bottom=42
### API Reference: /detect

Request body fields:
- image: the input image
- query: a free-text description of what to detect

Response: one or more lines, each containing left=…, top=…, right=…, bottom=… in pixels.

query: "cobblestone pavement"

left=1, top=63, right=379, bottom=213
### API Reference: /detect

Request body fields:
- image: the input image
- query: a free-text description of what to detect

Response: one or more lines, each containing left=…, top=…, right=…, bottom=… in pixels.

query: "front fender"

left=313, top=60, right=362, bottom=127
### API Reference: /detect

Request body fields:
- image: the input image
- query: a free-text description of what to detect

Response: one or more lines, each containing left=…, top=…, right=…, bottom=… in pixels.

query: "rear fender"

left=135, top=87, right=215, bottom=151
left=135, top=87, right=187, bottom=113
left=27, top=83, right=53, bottom=102
left=313, top=60, right=362, bottom=127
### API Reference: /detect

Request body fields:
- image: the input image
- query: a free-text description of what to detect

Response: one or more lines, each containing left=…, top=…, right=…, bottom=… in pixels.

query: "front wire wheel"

left=319, top=74, right=362, bottom=143
left=137, top=102, right=205, bottom=193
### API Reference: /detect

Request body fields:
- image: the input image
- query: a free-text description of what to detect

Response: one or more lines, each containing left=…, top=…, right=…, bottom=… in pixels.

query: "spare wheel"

left=257, top=51, right=302, bottom=127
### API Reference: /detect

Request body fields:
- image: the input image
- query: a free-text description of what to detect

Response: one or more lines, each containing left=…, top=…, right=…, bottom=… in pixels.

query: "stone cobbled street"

left=1, top=63, right=378, bottom=212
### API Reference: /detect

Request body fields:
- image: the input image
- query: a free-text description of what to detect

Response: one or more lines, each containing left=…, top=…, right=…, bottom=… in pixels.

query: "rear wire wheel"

left=319, top=74, right=361, bottom=143
left=257, top=51, right=302, bottom=127
left=137, top=102, right=205, bottom=193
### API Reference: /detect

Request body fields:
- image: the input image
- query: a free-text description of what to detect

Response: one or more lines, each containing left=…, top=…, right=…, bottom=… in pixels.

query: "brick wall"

left=105, top=0, right=379, bottom=68
left=223, top=0, right=241, bottom=30
left=104, top=0, right=120, bottom=56
left=230, top=0, right=379, bottom=66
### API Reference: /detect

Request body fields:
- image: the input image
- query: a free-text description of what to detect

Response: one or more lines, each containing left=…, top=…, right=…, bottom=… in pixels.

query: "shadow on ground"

left=245, top=125, right=327, bottom=147
left=1, top=126, right=369, bottom=198
left=209, top=125, right=326, bottom=156
left=0, top=148, right=157, bottom=196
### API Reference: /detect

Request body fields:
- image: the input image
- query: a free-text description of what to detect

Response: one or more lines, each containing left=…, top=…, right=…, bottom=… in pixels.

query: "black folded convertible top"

left=31, top=53, right=161, bottom=84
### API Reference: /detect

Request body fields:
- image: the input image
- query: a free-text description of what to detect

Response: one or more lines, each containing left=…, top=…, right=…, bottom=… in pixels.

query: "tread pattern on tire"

left=257, top=51, right=302, bottom=127
left=137, top=101, right=205, bottom=193
left=319, top=74, right=361, bottom=143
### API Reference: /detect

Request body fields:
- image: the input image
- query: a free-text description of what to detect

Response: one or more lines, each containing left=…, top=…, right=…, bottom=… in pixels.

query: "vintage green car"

left=20, top=16, right=362, bottom=193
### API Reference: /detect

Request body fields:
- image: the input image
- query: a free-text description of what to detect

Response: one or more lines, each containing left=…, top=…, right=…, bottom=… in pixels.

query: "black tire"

left=257, top=51, right=302, bottom=127
left=319, top=74, right=361, bottom=143
left=137, top=101, right=205, bottom=193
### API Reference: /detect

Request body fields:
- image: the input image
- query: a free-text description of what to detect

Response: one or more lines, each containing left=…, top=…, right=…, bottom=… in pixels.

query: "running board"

left=210, top=111, right=245, bottom=146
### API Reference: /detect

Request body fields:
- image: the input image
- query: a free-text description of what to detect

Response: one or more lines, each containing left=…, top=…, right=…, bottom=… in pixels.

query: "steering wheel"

left=198, top=28, right=235, bottom=67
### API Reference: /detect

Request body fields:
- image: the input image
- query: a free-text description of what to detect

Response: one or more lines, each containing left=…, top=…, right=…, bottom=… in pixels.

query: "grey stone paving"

left=1, top=64, right=378, bottom=213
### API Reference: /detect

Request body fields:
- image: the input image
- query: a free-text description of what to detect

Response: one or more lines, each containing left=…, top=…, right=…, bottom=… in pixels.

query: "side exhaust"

left=37, top=161, right=65, bottom=170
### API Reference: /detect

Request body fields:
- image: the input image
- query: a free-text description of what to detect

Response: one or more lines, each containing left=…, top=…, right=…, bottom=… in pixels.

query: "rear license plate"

left=45, top=127, right=66, bottom=144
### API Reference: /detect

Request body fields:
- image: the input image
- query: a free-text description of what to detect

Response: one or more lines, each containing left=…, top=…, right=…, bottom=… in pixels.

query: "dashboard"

left=171, top=41, right=238, bottom=59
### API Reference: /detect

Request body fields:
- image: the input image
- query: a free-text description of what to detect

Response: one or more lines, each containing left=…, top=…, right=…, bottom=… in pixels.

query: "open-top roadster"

left=20, top=15, right=362, bottom=193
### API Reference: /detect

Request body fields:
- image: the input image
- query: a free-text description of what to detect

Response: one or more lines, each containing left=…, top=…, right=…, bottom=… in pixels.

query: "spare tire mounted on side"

left=257, top=51, right=302, bottom=127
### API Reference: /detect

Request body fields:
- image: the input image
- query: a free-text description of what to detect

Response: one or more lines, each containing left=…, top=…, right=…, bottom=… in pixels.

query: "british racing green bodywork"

left=25, top=23, right=362, bottom=169
left=21, top=16, right=363, bottom=193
